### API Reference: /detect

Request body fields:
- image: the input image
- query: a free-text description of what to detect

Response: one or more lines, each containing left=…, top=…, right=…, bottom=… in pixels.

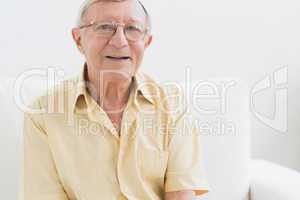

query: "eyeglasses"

left=79, top=21, right=149, bottom=41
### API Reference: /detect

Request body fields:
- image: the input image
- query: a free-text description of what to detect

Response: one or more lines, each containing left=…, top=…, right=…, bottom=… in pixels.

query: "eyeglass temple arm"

left=78, top=21, right=95, bottom=29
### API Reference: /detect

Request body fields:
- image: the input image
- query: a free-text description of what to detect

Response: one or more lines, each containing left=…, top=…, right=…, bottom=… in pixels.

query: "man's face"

left=72, top=0, right=152, bottom=80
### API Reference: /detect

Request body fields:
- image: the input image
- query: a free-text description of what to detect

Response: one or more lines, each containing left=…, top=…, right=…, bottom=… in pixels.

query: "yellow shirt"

left=22, top=66, right=209, bottom=200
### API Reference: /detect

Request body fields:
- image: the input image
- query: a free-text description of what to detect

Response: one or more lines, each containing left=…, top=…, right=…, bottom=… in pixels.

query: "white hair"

left=76, top=0, right=152, bottom=31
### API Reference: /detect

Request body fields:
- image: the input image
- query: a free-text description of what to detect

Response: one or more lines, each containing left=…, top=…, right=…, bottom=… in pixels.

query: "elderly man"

left=22, top=0, right=209, bottom=199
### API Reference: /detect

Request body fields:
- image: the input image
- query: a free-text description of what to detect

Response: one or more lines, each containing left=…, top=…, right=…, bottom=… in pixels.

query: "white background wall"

left=1, top=0, right=300, bottom=191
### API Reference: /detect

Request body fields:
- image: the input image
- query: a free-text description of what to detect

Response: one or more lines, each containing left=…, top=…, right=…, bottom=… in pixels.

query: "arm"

left=164, top=108, right=209, bottom=198
left=165, top=190, right=195, bottom=200
left=22, top=100, right=69, bottom=200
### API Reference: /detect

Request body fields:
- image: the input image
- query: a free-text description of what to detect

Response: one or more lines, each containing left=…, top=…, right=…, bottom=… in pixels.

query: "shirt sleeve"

left=164, top=109, right=210, bottom=196
left=22, top=100, right=69, bottom=200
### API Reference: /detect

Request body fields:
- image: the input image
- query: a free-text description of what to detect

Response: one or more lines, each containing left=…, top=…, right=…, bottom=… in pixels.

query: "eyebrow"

left=126, top=18, right=145, bottom=24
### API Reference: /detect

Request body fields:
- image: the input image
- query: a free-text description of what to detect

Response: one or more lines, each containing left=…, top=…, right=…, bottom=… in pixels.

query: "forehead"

left=84, top=0, right=146, bottom=23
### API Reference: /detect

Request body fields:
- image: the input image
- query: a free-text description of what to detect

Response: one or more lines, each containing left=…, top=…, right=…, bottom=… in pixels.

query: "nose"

left=108, top=26, right=129, bottom=48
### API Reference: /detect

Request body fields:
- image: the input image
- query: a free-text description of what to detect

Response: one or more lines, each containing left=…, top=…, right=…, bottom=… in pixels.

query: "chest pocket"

left=138, top=146, right=169, bottom=180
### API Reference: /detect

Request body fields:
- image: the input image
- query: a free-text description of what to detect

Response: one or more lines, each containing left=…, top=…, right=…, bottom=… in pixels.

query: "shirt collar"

left=71, top=64, right=156, bottom=113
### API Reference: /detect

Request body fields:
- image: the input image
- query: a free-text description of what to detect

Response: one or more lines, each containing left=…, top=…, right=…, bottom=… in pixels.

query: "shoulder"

left=137, top=71, right=188, bottom=119
left=24, top=75, right=78, bottom=117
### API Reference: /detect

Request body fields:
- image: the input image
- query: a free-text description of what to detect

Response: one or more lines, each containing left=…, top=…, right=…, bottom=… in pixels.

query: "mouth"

left=105, top=56, right=131, bottom=61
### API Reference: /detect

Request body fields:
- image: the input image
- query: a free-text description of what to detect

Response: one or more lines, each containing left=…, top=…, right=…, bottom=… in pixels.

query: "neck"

left=86, top=68, right=133, bottom=108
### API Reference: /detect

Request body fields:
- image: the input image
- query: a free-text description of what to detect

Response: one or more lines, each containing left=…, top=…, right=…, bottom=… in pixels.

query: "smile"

left=105, top=56, right=131, bottom=60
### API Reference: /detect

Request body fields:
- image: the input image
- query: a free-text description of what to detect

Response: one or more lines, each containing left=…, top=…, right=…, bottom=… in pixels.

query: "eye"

left=94, top=23, right=115, bottom=33
left=125, top=25, right=143, bottom=33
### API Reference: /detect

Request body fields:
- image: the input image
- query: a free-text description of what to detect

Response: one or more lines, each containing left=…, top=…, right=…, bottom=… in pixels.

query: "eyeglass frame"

left=78, top=21, right=150, bottom=41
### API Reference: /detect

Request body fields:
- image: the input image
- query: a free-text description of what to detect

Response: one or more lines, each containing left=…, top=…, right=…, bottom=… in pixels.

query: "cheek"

left=131, top=43, right=146, bottom=62
left=82, top=38, right=107, bottom=57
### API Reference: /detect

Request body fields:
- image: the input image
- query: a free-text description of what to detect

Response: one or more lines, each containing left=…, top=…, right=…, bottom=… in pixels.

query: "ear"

left=72, top=28, right=84, bottom=53
left=144, top=34, right=153, bottom=49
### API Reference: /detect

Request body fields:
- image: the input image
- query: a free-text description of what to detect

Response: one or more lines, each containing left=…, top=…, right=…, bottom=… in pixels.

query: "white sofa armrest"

left=250, top=159, right=300, bottom=200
